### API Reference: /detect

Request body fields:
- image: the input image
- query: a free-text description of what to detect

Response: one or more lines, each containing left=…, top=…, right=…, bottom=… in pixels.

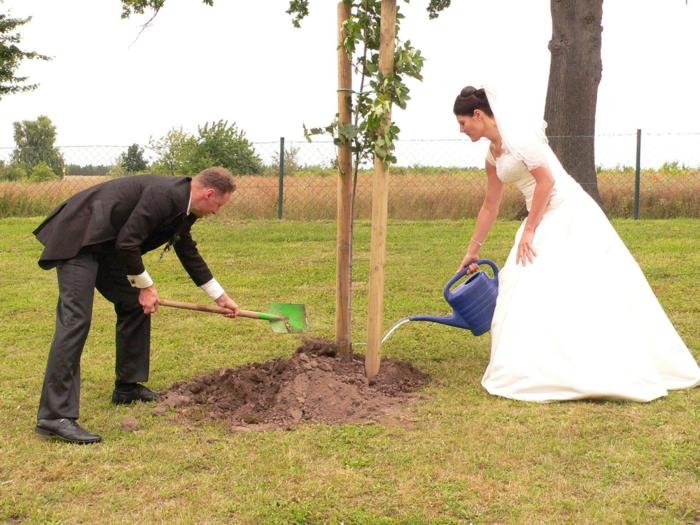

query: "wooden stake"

left=336, top=1, right=353, bottom=358
left=366, top=0, right=396, bottom=378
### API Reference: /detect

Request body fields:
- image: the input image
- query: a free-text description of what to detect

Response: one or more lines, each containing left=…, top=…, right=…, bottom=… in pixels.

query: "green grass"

left=1, top=217, right=699, bottom=524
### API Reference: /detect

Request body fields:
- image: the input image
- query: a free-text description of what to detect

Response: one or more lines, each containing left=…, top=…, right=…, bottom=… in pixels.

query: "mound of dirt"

left=155, top=338, right=429, bottom=431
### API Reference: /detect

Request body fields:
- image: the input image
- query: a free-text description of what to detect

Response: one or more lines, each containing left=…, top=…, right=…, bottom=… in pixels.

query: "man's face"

left=192, top=189, right=231, bottom=218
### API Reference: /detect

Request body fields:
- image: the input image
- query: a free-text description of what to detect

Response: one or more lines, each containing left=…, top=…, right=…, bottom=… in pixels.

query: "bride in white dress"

left=453, top=86, right=700, bottom=402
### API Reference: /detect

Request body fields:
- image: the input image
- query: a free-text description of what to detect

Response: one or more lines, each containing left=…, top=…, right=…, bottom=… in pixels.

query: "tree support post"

left=336, top=1, right=353, bottom=357
left=365, top=0, right=396, bottom=378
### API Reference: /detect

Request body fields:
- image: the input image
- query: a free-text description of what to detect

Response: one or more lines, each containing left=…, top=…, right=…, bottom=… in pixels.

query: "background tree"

left=149, top=121, right=262, bottom=175
left=148, top=128, right=197, bottom=175
left=29, top=160, right=59, bottom=182
left=0, top=161, right=27, bottom=181
left=65, top=163, right=111, bottom=176
left=270, top=145, right=302, bottom=176
left=0, top=9, right=50, bottom=99
left=545, top=0, right=603, bottom=203
left=189, top=120, right=262, bottom=175
left=119, top=143, right=148, bottom=173
left=11, top=115, right=64, bottom=176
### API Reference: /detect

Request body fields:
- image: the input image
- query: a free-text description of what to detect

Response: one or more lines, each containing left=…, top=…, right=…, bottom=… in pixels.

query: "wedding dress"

left=481, top=142, right=700, bottom=402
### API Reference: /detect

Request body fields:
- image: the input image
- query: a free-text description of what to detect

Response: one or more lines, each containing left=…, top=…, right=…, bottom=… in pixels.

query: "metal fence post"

left=634, top=129, right=641, bottom=220
left=277, top=137, right=285, bottom=219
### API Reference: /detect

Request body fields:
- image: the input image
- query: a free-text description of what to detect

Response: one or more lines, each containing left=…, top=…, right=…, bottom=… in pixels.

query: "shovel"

left=158, top=299, right=307, bottom=334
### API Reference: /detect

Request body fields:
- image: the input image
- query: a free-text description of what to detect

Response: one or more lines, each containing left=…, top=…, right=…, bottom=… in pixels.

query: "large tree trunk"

left=545, top=0, right=603, bottom=204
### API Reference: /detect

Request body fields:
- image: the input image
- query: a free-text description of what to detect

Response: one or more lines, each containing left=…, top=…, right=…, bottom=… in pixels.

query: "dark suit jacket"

left=34, top=175, right=213, bottom=285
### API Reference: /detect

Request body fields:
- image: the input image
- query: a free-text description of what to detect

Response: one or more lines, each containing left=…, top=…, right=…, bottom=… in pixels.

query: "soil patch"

left=156, top=338, right=429, bottom=431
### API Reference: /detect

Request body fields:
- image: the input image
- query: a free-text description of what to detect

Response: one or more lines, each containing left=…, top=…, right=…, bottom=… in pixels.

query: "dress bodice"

left=486, top=144, right=577, bottom=212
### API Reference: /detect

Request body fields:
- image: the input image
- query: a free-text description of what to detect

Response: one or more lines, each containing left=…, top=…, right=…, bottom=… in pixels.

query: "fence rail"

left=1, top=133, right=699, bottom=220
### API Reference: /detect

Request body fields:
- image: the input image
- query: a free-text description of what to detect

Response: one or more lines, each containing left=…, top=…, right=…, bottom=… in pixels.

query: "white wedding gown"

left=481, top=145, right=700, bottom=402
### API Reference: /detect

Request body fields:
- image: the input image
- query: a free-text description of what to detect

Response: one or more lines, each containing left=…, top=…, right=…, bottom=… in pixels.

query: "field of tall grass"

left=2, top=167, right=699, bottom=220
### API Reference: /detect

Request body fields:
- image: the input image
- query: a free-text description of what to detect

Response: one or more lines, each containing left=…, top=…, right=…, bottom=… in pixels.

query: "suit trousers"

left=37, top=249, right=150, bottom=420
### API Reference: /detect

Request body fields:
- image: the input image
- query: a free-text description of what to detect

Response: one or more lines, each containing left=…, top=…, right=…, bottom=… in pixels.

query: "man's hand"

left=139, top=285, right=159, bottom=315
left=216, top=293, right=240, bottom=318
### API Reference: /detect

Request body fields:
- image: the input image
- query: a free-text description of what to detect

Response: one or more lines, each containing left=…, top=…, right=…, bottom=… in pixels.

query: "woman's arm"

left=459, top=160, right=503, bottom=271
left=516, top=165, right=554, bottom=265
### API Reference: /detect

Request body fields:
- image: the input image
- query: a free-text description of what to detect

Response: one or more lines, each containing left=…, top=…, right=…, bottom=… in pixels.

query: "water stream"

left=380, top=317, right=412, bottom=345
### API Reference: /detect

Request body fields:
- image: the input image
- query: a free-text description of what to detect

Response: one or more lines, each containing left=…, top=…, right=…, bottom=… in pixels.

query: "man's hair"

left=194, top=167, right=236, bottom=194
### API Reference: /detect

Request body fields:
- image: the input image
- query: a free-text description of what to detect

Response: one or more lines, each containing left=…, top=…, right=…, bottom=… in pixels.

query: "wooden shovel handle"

left=158, top=299, right=282, bottom=321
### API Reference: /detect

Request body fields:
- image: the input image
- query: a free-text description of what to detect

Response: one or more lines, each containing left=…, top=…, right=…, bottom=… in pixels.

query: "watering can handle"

left=443, top=259, right=499, bottom=301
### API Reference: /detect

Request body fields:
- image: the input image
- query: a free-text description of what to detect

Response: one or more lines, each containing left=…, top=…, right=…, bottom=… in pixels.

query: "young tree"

left=119, top=143, right=148, bottom=173
left=12, top=115, right=65, bottom=176
left=0, top=9, right=50, bottom=99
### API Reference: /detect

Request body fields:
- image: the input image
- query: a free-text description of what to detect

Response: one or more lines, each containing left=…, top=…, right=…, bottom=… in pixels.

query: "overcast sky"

left=1, top=1, right=699, bottom=166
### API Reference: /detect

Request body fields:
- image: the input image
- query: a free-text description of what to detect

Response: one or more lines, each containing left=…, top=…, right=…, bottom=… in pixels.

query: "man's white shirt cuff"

left=127, top=271, right=154, bottom=289
left=201, top=278, right=225, bottom=300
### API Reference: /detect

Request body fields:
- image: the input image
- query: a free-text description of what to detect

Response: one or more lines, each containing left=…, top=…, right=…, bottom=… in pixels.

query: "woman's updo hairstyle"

left=453, top=86, right=493, bottom=117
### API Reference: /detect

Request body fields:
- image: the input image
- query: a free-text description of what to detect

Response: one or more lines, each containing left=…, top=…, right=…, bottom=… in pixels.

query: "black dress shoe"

left=112, top=383, right=159, bottom=405
left=36, top=418, right=102, bottom=444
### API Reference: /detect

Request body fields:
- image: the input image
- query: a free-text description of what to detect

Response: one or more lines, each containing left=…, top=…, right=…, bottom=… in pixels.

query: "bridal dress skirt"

left=482, top=185, right=700, bottom=402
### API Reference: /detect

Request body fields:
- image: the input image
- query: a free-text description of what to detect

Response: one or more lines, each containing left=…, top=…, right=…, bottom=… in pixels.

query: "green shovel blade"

left=268, top=303, right=308, bottom=334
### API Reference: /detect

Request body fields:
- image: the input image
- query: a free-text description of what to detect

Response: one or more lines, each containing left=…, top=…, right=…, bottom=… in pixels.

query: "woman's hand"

left=516, top=229, right=537, bottom=266
left=459, top=249, right=480, bottom=274
left=516, top=165, right=551, bottom=267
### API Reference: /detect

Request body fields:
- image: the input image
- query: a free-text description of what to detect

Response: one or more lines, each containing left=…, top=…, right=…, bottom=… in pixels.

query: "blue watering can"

left=410, top=259, right=499, bottom=336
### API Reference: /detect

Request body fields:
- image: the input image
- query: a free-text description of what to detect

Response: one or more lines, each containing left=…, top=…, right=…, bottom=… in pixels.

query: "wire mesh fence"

left=1, top=132, right=699, bottom=220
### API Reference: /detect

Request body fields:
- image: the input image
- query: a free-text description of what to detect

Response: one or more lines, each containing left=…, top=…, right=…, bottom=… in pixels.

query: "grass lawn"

left=1, top=216, right=698, bottom=524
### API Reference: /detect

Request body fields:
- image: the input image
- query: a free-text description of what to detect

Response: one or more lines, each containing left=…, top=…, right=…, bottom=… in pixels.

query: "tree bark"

left=545, top=0, right=603, bottom=204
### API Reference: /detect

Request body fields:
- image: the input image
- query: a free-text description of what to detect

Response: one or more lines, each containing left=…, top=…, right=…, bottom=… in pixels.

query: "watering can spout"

left=409, top=313, right=470, bottom=330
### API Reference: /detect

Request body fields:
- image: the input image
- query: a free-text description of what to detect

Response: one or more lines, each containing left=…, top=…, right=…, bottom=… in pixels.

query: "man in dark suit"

left=33, top=167, right=240, bottom=444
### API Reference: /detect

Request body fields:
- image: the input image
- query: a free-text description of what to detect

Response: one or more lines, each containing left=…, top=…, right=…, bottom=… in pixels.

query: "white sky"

left=1, top=0, right=699, bottom=166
